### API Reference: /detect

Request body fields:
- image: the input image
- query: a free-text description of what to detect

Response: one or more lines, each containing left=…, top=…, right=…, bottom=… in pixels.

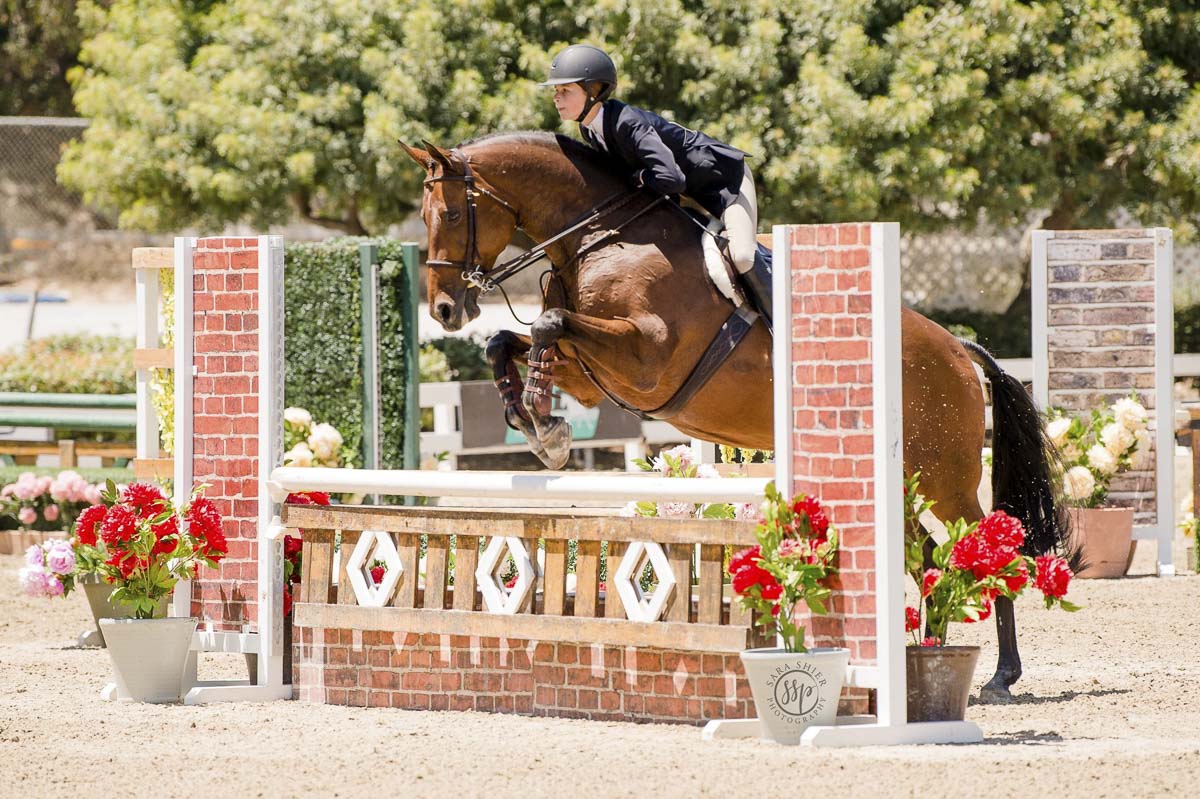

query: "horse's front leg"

left=981, top=595, right=1021, bottom=700
left=522, top=308, right=645, bottom=469
left=484, top=330, right=549, bottom=463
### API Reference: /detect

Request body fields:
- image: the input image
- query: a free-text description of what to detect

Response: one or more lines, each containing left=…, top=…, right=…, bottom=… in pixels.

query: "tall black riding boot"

left=737, top=254, right=773, bottom=333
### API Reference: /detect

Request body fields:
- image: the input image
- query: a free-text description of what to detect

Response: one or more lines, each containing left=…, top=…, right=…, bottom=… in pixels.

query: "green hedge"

left=0, top=334, right=135, bottom=393
left=284, top=238, right=416, bottom=470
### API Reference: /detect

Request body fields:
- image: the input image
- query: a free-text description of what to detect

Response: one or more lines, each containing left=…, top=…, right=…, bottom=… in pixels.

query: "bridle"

left=422, top=147, right=664, bottom=294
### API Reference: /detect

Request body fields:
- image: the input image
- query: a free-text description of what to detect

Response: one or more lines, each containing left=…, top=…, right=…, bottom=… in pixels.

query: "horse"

left=398, top=131, right=1067, bottom=697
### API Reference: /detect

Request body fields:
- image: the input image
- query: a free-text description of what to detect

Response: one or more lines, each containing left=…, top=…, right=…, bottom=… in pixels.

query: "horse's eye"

left=447, top=209, right=461, bottom=223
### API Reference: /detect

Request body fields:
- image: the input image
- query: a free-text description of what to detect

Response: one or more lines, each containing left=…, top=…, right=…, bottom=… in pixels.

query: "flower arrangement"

left=903, top=474, right=1078, bottom=646
left=283, top=406, right=349, bottom=468
left=1, top=470, right=105, bottom=531
left=626, top=445, right=760, bottom=521
left=1045, top=395, right=1150, bottom=508
left=73, top=481, right=228, bottom=618
left=282, top=491, right=331, bottom=616
left=727, top=483, right=838, bottom=653
left=19, top=539, right=79, bottom=598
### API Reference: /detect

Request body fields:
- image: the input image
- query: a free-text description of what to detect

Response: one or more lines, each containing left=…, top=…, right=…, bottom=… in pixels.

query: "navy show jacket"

left=579, top=99, right=747, bottom=218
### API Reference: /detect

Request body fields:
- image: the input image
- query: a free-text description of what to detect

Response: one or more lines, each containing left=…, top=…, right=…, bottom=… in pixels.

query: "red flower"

left=760, top=581, right=783, bottom=601
left=919, top=636, right=942, bottom=647
left=921, top=568, right=941, bottom=597
left=121, top=483, right=168, bottom=519
left=728, top=546, right=761, bottom=576
left=770, top=603, right=782, bottom=617
left=1034, top=555, right=1072, bottom=598
left=949, top=530, right=1020, bottom=580
left=504, top=573, right=518, bottom=589
left=284, top=534, right=303, bottom=560
left=286, top=491, right=331, bottom=506
left=99, top=505, right=139, bottom=547
left=905, top=606, right=920, bottom=632
left=370, top=565, right=386, bottom=585
left=976, top=510, right=1025, bottom=551
left=282, top=586, right=293, bottom=617
left=74, top=504, right=106, bottom=547
left=186, top=497, right=227, bottom=561
left=731, top=564, right=776, bottom=595
left=1003, top=560, right=1030, bottom=595
left=791, top=495, right=829, bottom=541
left=105, top=549, right=139, bottom=579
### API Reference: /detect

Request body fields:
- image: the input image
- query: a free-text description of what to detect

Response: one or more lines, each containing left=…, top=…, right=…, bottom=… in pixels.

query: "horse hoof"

left=507, top=409, right=549, bottom=461
left=978, top=679, right=1013, bottom=703
left=536, top=417, right=573, bottom=470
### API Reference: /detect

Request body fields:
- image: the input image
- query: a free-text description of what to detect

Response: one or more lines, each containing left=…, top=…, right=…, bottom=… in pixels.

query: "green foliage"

left=1176, top=303, right=1200, bottom=354
left=0, top=0, right=84, bottom=115
left=284, top=238, right=416, bottom=470
left=151, top=268, right=175, bottom=455
left=921, top=306, right=1033, bottom=358
left=424, top=336, right=490, bottom=381
left=0, top=334, right=134, bottom=394
left=60, top=0, right=1200, bottom=241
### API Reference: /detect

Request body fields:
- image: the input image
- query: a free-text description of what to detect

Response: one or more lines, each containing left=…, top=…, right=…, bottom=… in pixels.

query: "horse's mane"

left=461, top=130, right=621, bottom=185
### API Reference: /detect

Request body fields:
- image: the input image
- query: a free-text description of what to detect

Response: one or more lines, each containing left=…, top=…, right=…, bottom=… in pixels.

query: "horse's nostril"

left=436, top=302, right=452, bottom=323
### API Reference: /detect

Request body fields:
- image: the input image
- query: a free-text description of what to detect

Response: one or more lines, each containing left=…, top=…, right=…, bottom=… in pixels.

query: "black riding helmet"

left=541, top=44, right=617, bottom=122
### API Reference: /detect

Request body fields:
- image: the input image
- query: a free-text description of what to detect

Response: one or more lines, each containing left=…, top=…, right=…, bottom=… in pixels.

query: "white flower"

left=1045, top=418, right=1071, bottom=449
left=1064, top=466, right=1096, bottom=502
left=1086, top=444, right=1118, bottom=476
left=307, top=423, right=344, bottom=462
left=655, top=501, right=695, bottom=519
left=1100, top=422, right=1134, bottom=458
left=1112, top=397, right=1148, bottom=432
left=284, top=442, right=314, bottom=467
left=653, top=445, right=695, bottom=475
left=735, top=502, right=763, bottom=522
left=618, top=501, right=640, bottom=518
left=1129, top=430, right=1154, bottom=470
left=284, top=407, right=313, bottom=429
left=695, top=464, right=720, bottom=479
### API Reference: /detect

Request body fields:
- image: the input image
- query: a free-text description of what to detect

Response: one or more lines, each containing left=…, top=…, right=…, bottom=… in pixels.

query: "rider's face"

left=553, top=83, right=588, bottom=121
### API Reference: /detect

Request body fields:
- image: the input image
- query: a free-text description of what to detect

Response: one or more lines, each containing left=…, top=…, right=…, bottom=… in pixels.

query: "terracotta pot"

left=1070, top=506, right=1135, bottom=579
left=906, top=645, right=980, bottom=722
left=739, top=647, right=849, bottom=745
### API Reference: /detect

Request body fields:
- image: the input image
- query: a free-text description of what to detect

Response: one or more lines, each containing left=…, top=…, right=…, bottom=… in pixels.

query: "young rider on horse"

left=541, top=44, right=773, bottom=326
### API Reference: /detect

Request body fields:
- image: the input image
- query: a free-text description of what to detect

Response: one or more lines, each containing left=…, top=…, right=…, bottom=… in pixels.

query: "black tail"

left=960, top=339, right=1073, bottom=559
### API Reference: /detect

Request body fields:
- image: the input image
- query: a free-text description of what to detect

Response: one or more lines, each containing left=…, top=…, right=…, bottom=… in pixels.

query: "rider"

left=541, top=44, right=772, bottom=327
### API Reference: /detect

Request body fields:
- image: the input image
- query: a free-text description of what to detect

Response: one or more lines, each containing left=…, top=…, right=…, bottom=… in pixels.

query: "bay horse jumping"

left=398, top=131, right=1067, bottom=697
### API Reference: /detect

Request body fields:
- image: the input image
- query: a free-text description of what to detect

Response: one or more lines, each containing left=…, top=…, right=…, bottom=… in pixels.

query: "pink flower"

left=919, top=636, right=942, bottom=647
left=655, top=501, right=694, bottom=519
left=18, top=507, right=37, bottom=526
left=24, top=544, right=42, bottom=567
left=45, top=542, right=74, bottom=575
left=18, top=565, right=47, bottom=597
left=42, top=572, right=64, bottom=597
left=735, top=502, right=763, bottom=522
left=43, top=504, right=60, bottom=523
left=84, top=485, right=103, bottom=505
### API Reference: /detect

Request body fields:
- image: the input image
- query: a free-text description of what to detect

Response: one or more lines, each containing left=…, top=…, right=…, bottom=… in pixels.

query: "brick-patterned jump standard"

left=1032, top=228, right=1176, bottom=574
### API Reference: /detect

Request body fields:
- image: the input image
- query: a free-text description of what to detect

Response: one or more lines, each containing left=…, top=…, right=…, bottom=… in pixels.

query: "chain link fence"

left=2, top=115, right=1198, bottom=309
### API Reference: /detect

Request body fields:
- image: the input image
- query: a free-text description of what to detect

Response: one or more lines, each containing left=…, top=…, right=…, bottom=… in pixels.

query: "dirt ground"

left=1, top=540, right=1198, bottom=799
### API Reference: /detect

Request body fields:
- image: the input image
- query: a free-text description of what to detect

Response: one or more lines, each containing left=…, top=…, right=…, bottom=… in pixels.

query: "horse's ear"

left=422, top=139, right=460, bottom=174
left=398, top=140, right=432, bottom=171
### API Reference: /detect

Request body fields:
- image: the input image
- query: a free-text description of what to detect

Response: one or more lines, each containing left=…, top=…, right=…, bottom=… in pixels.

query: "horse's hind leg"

left=485, top=330, right=549, bottom=463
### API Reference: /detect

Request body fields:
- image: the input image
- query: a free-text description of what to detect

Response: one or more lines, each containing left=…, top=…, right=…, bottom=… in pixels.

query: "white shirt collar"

left=584, top=106, right=606, bottom=150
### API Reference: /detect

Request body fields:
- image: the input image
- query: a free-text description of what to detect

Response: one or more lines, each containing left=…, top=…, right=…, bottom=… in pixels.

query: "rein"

left=423, top=148, right=665, bottom=297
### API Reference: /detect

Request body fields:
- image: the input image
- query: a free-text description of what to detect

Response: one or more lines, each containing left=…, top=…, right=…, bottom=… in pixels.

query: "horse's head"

left=400, top=140, right=521, bottom=332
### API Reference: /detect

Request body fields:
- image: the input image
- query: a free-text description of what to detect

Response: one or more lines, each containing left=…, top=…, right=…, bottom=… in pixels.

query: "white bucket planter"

left=739, top=647, right=849, bottom=744
left=99, top=617, right=197, bottom=703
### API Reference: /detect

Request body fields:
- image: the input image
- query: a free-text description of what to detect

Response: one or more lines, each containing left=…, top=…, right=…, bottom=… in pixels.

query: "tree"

left=0, top=0, right=95, bottom=116
left=59, top=0, right=1200, bottom=257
